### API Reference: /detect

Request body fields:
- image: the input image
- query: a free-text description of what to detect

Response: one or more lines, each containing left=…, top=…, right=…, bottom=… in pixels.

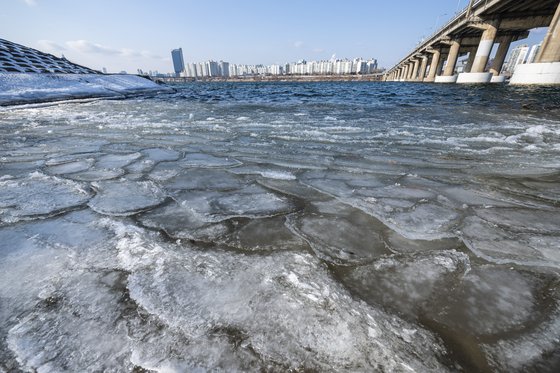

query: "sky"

left=1, top=0, right=548, bottom=73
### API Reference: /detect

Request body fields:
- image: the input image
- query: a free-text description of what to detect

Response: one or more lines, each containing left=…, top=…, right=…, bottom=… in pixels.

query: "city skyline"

left=3, top=0, right=548, bottom=73
left=173, top=56, right=379, bottom=78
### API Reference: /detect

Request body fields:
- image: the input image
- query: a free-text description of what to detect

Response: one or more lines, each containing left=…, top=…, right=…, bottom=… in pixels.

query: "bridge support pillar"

left=465, top=47, right=477, bottom=72
left=402, top=64, right=409, bottom=81
left=489, top=35, right=513, bottom=83
left=435, top=41, right=460, bottom=83
left=457, top=23, right=497, bottom=83
left=425, top=49, right=441, bottom=82
left=511, top=2, right=560, bottom=85
left=437, top=55, right=446, bottom=75
left=411, top=59, right=420, bottom=81
left=472, top=24, right=497, bottom=73
left=407, top=62, right=414, bottom=80
left=418, top=56, right=428, bottom=81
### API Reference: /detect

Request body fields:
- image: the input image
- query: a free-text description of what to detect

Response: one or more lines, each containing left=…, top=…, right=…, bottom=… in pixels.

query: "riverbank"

left=0, top=73, right=172, bottom=106
left=155, top=74, right=384, bottom=84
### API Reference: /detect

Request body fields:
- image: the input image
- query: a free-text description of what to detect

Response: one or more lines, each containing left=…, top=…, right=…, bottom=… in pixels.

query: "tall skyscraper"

left=171, top=48, right=185, bottom=76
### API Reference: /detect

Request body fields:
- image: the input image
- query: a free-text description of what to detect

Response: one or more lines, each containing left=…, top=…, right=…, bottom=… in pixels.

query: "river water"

left=0, top=82, right=559, bottom=372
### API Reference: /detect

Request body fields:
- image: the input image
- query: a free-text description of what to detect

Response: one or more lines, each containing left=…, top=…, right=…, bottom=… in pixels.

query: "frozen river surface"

left=0, top=82, right=559, bottom=372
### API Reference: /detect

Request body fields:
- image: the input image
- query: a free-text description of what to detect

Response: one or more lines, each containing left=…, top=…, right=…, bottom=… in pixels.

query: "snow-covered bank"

left=0, top=73, right=172, bottom=106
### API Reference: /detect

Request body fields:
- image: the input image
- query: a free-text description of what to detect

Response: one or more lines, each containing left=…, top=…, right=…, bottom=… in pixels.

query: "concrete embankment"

left=0, top=73, right=172, bottom=106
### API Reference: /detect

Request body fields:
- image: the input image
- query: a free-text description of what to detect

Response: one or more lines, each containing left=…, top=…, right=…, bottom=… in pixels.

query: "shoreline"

left=155, top=74, right=385, bottom=84
left=0, top=73, right=172, bottom=107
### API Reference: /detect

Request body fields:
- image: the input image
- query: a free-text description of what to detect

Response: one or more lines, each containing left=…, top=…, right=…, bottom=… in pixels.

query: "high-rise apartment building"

left=503, top=45, right=529, bottom=74
left=526, top=43, right=542, bottom=64
left=171, top=48, right=185, bottom=76
left=175, top=57, right=379, bottom=78
left=219, top=61, right=230, bottom=77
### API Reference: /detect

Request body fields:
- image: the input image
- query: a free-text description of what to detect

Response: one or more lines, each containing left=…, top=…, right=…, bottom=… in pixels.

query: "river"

left=1, top=81, right=559, bottom=372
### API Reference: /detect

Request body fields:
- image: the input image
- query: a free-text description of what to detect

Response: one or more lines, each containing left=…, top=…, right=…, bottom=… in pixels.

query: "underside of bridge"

left=386, top=0, right=560, bottom=85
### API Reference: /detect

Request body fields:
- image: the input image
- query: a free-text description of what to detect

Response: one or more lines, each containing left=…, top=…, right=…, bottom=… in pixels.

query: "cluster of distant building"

left=501, top=43, right=541, bottom=75
left=170, top=48, right=380, bottom=78
left=454, top=42, right=542, bottom=76
left=105, top=43, right=541, bottom=79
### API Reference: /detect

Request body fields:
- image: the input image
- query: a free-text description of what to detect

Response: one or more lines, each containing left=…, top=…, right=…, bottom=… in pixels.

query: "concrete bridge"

left=385, top=0, right=560, bottom=85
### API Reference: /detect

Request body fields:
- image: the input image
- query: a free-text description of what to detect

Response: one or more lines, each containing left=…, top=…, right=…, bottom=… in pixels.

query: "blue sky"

left=2, top=0, right=547, bottom=73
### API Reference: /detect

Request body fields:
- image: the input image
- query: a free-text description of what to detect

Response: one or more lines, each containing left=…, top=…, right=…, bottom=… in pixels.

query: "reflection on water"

left=0, top=82, right=559, bottom=372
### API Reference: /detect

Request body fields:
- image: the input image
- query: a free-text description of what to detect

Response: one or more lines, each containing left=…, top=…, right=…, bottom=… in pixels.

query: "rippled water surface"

left=1, top=82, right=559, bottom=372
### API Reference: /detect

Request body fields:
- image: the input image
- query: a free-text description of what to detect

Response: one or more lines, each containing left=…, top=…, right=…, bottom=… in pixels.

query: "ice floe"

left=180, top=153, right=242, bottom=168
left=0, top=172, right=90, bottom=224
left=88, top=180, right=167, bottom=216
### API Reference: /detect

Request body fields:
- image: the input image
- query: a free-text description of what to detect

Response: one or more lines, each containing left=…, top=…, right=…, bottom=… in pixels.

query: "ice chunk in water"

left=45, top=159, right=95, bottom=175
left=125, top=159, right=155, bottom=174
left=387, top=203, right=459, bottom=240
left=0, top=172, right=90, bottom=224
left=288, top=200, right=389, bottom=265
left=461, top=216, right=560, bottom=268
left=223, top=216, right=309, bottom=252
left=45, top=154, right=98, bottom=167
left=112, top=227, right=448, bottom=371
left=0, top=210, right=117, bottom=368
left=138, top=202, right=230, bottom=242
left=67, top=168, right=125, bottom=181
left=88, top=180, right=166, bottom=216
left=173, top=184, right=295, bottom=222
left=439, top=186, right=517, bottom=208
left=229, top=165, right=297, bottom=180
left=355, top=185, right=437, bottom=200
left=521, top=179, right=560, bottom=203
left=0, top=160, right=45, bottom=178
left=340, top=250, right=470, bottom=317
left=482, top=288, right=560, bottom=372
left=475, top=207, right=560, bottom=234
left=0, top=228, right=70, bottom=368
left=425, top=265, right=554, bottom=336
left=148, top=161, right=181, bottom=181
left=301, top=177, right=356, bottom=197
left=141, top=148, right=182, bottom=162
left=213, top=185, right=294, bottom=217
left=7, top=270, right=135, bottom=372
left=95, top=152, right=142, bottom=169
left=258, top=178, right=331, bottom=201
left=384, top=230, right=465, bottom=254
left=180, top=153, right=242, bottom=168
left=163, top=169, right=245, bottom=192
left=299, top=170, right=386, bottom=198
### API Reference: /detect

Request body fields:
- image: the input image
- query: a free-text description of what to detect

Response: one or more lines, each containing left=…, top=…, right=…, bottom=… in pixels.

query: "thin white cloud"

left=22, top=0, right=37, bottom=6
left=312, top=48, right=325, bottom=53
left=294, top=41, right=304, bottom=48
left=66, top=40, right=121, bottom=55
left=37, top=40, right=66, bottom=53
left=65, top=40, right=163, bottom=59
